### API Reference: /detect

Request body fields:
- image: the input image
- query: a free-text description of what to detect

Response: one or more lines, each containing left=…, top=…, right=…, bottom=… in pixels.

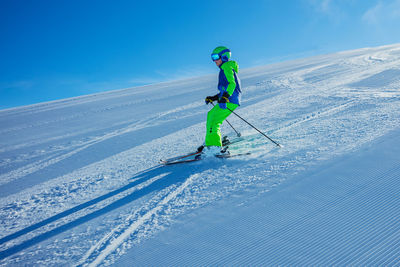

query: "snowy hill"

left=1, top=44, right=400, bottom=266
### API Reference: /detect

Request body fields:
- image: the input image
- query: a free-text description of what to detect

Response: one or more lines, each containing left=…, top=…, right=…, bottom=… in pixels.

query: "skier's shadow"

left=0, top=161, right=217, bottom=260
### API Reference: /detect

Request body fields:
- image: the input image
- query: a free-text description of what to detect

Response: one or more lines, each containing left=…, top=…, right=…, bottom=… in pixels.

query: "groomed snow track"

left=116, top=129, right=400, bottom=266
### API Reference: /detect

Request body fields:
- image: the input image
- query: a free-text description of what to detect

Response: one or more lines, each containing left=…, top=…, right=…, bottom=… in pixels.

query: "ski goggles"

left=211, top=53, right=221, bottom=61
left=211, top=49, right=230, bottom=61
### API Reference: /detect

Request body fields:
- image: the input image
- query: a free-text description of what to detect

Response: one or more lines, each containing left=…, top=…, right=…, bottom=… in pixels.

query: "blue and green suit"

left=206, top=60, right=241, bottom=147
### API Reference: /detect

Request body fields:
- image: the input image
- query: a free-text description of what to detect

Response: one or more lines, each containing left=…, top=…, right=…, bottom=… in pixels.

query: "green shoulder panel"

left=221, top=61, right=239, bottom=96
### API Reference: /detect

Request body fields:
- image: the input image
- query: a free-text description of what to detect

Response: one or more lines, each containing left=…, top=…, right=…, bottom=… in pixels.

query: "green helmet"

left=211, top=46, right=231, bottom=62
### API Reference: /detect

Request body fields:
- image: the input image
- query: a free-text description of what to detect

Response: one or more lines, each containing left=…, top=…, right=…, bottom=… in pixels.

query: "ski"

left=160, top=136, right=248, bottom=165
left=215, top=152, right=251, bottom=158
left=160, top=157, right=201, bottom=165
left=160, top=151, right=250, bottom=165
left=160, top=151, right=201, bottom=165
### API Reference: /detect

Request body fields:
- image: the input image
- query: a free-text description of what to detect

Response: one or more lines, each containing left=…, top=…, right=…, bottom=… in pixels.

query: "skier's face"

left=214, top=59, right=222, bottom=67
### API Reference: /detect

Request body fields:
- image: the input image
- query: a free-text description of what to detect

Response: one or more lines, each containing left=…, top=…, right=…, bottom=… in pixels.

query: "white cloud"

left=318, top=0, right=333, bottom=13
left=306, top=0, right=333, bottom=13
left=362, top=0, right=400, bottom=24
left=362, top=2, right=382, bottom=24
left=305, top=0, right=347, bottom=22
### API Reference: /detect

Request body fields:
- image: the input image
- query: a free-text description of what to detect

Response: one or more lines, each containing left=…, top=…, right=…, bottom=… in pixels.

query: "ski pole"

left=225, top=117, right=241, bottom=137
left=210, top=103, right=241, bottom=137
left=226, top=107, right=282, bottom=148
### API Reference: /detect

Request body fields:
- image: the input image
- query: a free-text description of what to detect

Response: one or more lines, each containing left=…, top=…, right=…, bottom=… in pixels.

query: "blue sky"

left=1, top=0, right=400, bottom=109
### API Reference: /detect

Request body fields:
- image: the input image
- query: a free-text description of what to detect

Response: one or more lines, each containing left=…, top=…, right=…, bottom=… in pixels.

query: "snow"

left=117, top=128, right=400, bottom=266
left=1, top=43, right=400, bottom=266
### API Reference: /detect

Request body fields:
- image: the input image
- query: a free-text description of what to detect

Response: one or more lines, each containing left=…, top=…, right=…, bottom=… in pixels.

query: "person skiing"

left=198, top=46, right=241, bottom=156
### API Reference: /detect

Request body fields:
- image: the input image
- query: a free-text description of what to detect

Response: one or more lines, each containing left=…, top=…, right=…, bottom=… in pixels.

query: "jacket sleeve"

left=221, top=64, right=236, bottom=96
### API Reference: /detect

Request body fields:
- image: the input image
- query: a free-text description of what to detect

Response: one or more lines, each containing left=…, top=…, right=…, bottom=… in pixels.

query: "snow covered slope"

left=1, top=44, right=400, bottom=266
left=117, top=127, right=400, bottom=266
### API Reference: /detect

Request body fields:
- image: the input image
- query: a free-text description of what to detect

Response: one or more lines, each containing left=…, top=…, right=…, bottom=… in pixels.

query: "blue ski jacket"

left=218, top=60, right=241, bottom=105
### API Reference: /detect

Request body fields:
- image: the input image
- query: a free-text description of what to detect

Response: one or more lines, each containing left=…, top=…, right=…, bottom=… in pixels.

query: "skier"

left=198, top=46, right=241, bottom=156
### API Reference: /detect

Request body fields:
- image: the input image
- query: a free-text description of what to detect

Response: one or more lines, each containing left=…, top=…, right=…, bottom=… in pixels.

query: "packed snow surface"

left=1, top=44, right=400, bottom=266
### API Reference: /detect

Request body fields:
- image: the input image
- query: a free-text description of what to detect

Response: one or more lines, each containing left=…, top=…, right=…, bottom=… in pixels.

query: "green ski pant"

left=205, top=103, right=238, bottom=147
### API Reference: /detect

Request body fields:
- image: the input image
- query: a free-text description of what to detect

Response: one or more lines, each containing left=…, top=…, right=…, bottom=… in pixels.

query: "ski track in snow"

left=0, top=100, right=204, bottom=187
left=1, top=44, right=400, bottom=266
left=85, top=172, right=198, bottom=267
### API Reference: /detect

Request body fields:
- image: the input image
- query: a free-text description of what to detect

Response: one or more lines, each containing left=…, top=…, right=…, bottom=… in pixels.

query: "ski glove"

left=205, top=94, right=219, bottom=104
left=218, top=92, right=230, bottom=109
